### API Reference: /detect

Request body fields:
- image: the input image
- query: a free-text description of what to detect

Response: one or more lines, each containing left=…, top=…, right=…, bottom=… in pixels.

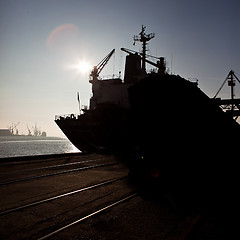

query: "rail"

left=37, top=193, right=138, bottom=240
left=100, top=74, right=122, bottom=80
left=0, top=161, right=120, bottom=185
left=55, top=105, right=89, bottom=121
left=0, top=176, right=127, bottom=216
left=55, top=114, right=79, bottom=121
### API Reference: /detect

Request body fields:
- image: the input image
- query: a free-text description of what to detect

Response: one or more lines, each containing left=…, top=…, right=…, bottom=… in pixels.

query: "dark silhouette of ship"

left=55, top=26, right=240, bottom=156
left=55, top=27, right=239, bottom=233
left=55, top=26, right=165, bottom=152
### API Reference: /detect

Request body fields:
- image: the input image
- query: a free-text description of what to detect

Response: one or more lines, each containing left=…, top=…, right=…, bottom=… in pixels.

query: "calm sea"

left=0, top=136, right=80, bottom=159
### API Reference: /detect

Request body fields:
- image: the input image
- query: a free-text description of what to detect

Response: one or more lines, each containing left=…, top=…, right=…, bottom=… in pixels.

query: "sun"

left=76, top=60, right=92, bottom=74
left=67, top=59, right=92, bottom=75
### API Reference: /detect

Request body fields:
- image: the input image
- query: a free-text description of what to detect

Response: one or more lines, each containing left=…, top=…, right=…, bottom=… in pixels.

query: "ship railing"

left=100, top=74, right=122, bottom=80
left=55, top=114, right=79, bottom=121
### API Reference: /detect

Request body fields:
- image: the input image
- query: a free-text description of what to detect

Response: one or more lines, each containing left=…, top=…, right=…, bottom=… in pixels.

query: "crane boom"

left=90, top=49, right=115, bottom=82
left=121, top=48, right=166, bottom=74
left=97, top=49, right=115, bottom=74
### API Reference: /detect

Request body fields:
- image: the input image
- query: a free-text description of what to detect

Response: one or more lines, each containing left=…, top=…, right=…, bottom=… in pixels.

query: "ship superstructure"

left=55, top=26, right=239, bottom=153
left=89, top=26, right=166, bottom=110
left=55, top=26, right=167, bottom=151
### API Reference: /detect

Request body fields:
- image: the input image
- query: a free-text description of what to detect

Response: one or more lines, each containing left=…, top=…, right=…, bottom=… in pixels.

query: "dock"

left=0, top=153, right=230, bottom=239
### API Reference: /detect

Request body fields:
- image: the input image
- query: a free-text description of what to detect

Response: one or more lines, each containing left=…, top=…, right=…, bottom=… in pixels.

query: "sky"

left=0, top=0, right=239, bottom=137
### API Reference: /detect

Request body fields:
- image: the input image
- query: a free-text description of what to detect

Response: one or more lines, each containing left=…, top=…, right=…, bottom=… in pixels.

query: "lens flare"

left=46, top=24, right=78, bottom=49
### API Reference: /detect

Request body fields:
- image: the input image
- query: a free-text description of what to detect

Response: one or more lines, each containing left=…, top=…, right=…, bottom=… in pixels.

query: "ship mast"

left=133, top=25, right=155, bottom=74
left=213, top=70, right=240, bottom=120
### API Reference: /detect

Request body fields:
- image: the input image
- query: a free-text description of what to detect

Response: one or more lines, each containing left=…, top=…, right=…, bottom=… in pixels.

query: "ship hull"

left=55, top=118, right=96, bottom=152
left=55, top=74, right=240, bottom=202
left=55, top=103, right=129, bottom=152
left=55, top=74, right=240, bottom=158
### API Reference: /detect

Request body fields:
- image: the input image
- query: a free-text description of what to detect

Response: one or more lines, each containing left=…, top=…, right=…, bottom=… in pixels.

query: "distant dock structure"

left=0, top=129, right=13, bottom=136
left=0, top=122, right=47, bottom=137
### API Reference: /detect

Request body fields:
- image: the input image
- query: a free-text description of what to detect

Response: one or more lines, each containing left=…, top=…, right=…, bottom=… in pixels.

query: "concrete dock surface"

left=0, top=153, right=232, bottom=239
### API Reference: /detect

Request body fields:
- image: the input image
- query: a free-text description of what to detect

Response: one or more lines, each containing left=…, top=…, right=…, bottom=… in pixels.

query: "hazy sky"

left=1, top=0, right=239, bottom=136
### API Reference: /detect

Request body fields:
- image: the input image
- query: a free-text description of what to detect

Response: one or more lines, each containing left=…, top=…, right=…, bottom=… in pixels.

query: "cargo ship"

left=55, top=26, right=165, bottom=152
left=55, top=26, right=240, bottom=156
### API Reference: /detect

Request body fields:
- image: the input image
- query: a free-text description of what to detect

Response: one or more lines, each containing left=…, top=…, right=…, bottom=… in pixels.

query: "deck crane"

left=89, top=49, right=115, bottom=83
left=121, top=47, right=166, bottom=75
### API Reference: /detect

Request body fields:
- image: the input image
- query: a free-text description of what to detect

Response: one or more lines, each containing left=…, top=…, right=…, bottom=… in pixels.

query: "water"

left=0, top=136, right=80, bottom=159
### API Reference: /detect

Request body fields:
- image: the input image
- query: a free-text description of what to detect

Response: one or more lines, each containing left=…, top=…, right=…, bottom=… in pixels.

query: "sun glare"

left=76, top=61, right=92, bottom=74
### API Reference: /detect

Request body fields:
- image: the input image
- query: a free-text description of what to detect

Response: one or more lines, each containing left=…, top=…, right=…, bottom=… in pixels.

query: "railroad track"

left=37, top=193, right=138, bottom=240
left=0, top=179, right=135, bottom=240
left=0, top=176, right=127, bottom=216
left=0, top=152, right=114, bottom=169
left=0, top=154, right=120, bottom=185
left=0, top=153, right=224, bottom=239
left=0, top=153, right=135, bottom=239
left=0, top=158, right=105, bottom=175
left=0, top=161, right=120, bottom=186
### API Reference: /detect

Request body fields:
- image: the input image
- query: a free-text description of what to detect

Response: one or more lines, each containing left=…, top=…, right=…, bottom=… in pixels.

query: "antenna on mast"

left=77, top=92, right=81, bottom=115
left=133, top=25, right=155, bottom=73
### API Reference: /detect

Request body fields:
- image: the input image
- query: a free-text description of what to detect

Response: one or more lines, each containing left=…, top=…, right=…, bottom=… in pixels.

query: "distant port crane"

left=8, top=122, right=20, bottom=135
